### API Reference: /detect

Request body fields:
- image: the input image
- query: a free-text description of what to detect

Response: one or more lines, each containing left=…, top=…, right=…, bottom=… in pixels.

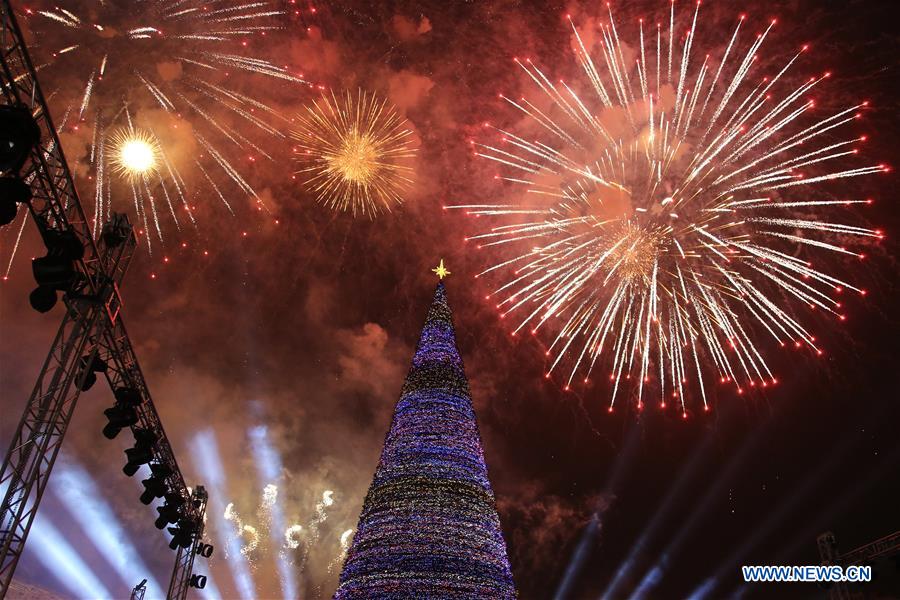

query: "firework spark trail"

left=284, top=524, right=304, bottom=550
left=311, top=490, right=334, bottom=539
left=6, top=0, right=308, bottom=263
left=292, top=89, right=417, bottom=217
left=195, top=134, right=265, bottom=210
left=223, top=503, right=261, bottom=563
left=248, top=425, right=298, bottom=600
left=292, top=489, right=336, bottom=577
left=2, top=212, right=30, bottom=279
left=257, top=483, right=278, bottom=531
left=190, top=430, right=258, bottom=598
left=327, top=529, right=355, bottom=574
left=219, top=484, right=342, bottom=593
left=453, top=5, right=885, bottom=413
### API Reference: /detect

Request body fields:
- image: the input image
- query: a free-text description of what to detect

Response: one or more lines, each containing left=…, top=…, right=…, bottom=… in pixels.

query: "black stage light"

left=140, top=476, right=168, bottom=505
left=149, top=462, right=174, bottom=478
left=114, top=386, right=142, bottom=406
left=43, top=229, right=85, bottom=262
left=168, top=518, right=199, bottom=550
left=0, top=198, right=15, bottom=227
left=101, top=214, right=129, bottom=248
left=88, top=355, right=108, bottom=373
left=123, top=428, right=157, bottom=476
left=102, top=404, right=138, bottom=439
left=102, top=386, right=143, bottom=438
left=140, top=463, right=173, bottom=505
left=78, top=370, right=97, bottom=392
left=155, top=493, right=185, bottom=529
left=29, top=285, right=57, bottom=313
left=0, top=104, right=41, bottom=174
left=31, top=254, right=76, bottom=289
left=76, top=354, right=108, bottom=392
left=29, top=229, right=86, bottom=313
left=0, top=176, right=31, bottom=227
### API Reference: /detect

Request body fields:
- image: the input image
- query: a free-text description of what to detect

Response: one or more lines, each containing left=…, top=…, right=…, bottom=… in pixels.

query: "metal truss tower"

left=0, top=2, right=209, bottom=598
left=818, top=530, right=900, bottom=600
left=131, top=579, right=148, bottom=600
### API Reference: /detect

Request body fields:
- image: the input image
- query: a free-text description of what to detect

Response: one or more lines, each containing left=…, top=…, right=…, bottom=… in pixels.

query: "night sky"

left=1, top=1, right=899, bottom=599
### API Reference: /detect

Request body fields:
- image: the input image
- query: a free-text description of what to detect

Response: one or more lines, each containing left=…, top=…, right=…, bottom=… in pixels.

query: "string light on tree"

left=335, top=270, right=516, bottom=598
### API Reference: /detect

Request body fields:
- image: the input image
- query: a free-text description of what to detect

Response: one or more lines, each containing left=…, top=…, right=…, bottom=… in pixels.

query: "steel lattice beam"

left=0, top=2, right=208, bottom=598
left=0, top=219, right=134, bottom=594
left=838, top=531, right=900, bottom=567
left=131, top=580, right=148, bottom=600
left=168, top=487, right=209, bottom=599
left=818, top=530, right=900, bottom=600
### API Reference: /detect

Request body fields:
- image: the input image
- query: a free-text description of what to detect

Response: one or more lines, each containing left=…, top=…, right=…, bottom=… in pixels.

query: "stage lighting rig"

left=0, top=104, right=40, bottom=174
left=101, top=213, right=131, bottom=249
left=28, top=227, right=88, bottom=312
left=155, top=493, right=186, bottom=530
left=818, top=530, right=900, bottom=599
left=0, top=176, right=30, bottom=227
left=123, top=429, right=157, bottom=477
left=0, top=2, right=209, bottom=598
left=130, top=579, right=148, bottom=600
left=75, top=353, right=108, bottom=392
left=102, top=388, right=142, bottom=440
left=169, top=518, right=200, bottom=551
left=0, top=99, right=39, bottom=235
left=140, top=464, right=173, bottom=505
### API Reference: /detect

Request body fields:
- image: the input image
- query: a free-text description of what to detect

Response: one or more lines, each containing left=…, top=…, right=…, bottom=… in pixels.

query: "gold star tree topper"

left=432, top=259, right=451, bottom=280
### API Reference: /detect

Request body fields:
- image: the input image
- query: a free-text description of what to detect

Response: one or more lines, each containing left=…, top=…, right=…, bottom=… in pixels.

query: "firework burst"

left=454, top=4, right=886, bottom=414
left=292, top=89, right=417, bottom=217
left=8, top=0, right=306, bottom=261
left=222, top=485, right=342, bottom=574
left=108, top=127, right=161, bottom=180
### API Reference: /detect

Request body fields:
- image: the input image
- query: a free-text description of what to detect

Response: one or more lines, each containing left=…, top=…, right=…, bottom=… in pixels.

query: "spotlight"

left=139, top=478, right=166, bottom=505
left=78, top=371, right=96, bottom=393
left=43, top=229, right=85, bottom=261
left=0, top=104, right=41, bottom=174
left=29, top=285, right=58, bottom=313
left=101, top=386, right=142, bottom=439
left=123, top=428, right=157, bottom=477
left=168, top=517, right=199, bottom=550
left=140, top=463, right=173, bottom=505
left=101, top=213, right=130, bottom=248
left=115, top=386, right=142, bottom=405
left=29, top=229, right=85, bottom=313
left=102, top=405, right=138, bottom=440
left=155, top=493, right=185, bottom=530
left=88, top=355, right=108, bottom=372
left=76, top=354, right=108, bottom=392
left=0, top=176, right=31, bottom=227
left=31, top=255, right=76, bottom=288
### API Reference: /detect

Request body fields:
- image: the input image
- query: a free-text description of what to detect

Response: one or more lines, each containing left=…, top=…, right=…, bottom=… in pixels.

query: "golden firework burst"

left=292, top=90, right=416, bottom=217
left=108, top=127, right=161, bottom=180
left=604, top=222, right=666, bottom=283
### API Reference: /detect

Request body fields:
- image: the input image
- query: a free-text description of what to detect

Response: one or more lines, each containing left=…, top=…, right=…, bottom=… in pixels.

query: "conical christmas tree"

left=334, top=277, right=516, bottom=599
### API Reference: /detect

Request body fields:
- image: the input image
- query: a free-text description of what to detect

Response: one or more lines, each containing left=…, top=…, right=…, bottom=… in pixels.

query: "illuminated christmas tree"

left=334, top=262, right=516, bottom=599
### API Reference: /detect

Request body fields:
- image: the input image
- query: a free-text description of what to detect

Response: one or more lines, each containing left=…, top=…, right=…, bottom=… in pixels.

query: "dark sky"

left=2, top=0, right=899, bottom=599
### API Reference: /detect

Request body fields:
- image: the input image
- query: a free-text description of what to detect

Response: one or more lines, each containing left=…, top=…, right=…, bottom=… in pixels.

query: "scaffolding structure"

left=818, top=530, right=900, bottom=600
left=0, top=2, right=209, bottom=598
